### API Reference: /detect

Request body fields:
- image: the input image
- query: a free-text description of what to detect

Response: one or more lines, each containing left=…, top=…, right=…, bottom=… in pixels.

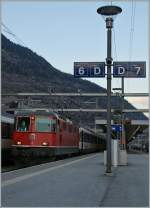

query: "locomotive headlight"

left=17, top=141, right=21, bottom=145
left=42, top=142, right=48, bottom=146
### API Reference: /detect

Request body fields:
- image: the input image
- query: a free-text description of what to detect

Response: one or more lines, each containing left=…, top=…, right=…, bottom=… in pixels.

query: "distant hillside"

left=1, top=34, right=147, bottom=125
left=2, top=34, right=107, bottom=94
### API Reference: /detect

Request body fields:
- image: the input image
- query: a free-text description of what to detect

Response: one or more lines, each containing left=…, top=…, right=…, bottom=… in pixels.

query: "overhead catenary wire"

left=113, top=27, right=118, bottom=62
left=112, top=26, right=121, bottom=92
left=108, top=0, right=118, bottom=61
left=127, top=0, right=136, bottom=93
left=1, top=22, right=27, bottom=47
left=129, top=0, right=136, bottom=62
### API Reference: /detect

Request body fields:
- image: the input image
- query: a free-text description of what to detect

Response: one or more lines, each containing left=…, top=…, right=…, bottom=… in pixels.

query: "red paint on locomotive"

left=12, top=112, right=79, bottom=151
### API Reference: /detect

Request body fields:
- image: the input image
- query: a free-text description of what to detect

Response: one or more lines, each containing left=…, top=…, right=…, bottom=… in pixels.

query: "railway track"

left=2, top=152, right=84, bottom=173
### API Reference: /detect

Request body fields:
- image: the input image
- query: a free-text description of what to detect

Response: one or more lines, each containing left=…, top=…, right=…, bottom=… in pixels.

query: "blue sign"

left=113, top=61, right=146, bottom=78
left=74, top=62, right=105, bottom=77
left=111, top=124, right=122, bottom=132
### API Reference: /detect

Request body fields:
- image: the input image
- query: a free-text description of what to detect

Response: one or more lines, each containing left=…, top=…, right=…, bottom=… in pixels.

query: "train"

left=1, top=113, right=14, bottom=164
left=79, top=127, right=106, bottom=153
left=12, top=110, right=106, bottom=160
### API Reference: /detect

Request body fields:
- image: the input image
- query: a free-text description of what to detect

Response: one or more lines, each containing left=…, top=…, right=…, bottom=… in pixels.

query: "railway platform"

left=1, top=152, right=149, bottom=207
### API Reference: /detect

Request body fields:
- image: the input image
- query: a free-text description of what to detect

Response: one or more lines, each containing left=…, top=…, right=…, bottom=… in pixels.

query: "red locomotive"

left=12, top=110, right=106, bottom=164
left=12, top=110, right=80, bottom=158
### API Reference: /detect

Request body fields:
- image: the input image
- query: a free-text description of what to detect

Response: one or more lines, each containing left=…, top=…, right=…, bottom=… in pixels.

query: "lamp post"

left=97, top=5, right=122, bottom=173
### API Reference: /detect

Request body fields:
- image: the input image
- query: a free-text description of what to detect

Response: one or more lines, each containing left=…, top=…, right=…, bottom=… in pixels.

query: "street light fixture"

left=97, top=5, right=122, bottom=174
left=97, top=5, right=122, bottom=17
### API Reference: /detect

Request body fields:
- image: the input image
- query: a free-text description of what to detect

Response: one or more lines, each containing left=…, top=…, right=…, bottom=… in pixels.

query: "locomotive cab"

left=13, top=114, right=58, bottom=147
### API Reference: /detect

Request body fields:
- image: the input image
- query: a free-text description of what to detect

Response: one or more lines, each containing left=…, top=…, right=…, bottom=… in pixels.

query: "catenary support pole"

left=121, top=77, right=125, bottom=149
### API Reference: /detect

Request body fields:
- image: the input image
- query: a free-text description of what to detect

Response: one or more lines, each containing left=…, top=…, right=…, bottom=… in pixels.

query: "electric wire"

left=112, top=26, right=121, bottom=91
left=127, top=0, right=136, bottom=93
left=129, top=0, right=136, bottom=62
left=110, top=0, right=122, bottom=94
left=1, top=22, right=27, bottom=47
left=113, top=27, right=118, bottom=62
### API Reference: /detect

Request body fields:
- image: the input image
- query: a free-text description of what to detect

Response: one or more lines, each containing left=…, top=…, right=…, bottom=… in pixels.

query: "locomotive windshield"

left=36, top=116, right=57, bottom=132
left=16, top=117, right=30, bottom=132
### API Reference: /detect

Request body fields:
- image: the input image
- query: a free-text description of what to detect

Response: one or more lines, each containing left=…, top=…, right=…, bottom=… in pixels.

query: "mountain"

left=2, top=34, right=107, bottom=94
left=1, top=34, right=147, bottom=126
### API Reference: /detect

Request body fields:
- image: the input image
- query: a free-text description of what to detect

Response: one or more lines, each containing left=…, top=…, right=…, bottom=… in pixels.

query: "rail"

left=1, top=93, right=149, bottom=97
left=6, top=108, right=149, bottom=113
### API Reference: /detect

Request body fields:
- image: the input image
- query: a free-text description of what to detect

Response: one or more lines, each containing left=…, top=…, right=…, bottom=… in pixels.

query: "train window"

left=36, top=117, right=56, bottom=132
left=2, top=123, right=11, bottom=139
left=85, top=132, right=90, bottom=143
left=16, top=117, right=30, bottom=132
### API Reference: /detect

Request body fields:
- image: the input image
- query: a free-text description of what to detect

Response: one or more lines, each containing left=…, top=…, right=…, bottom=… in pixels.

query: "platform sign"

left=74, top=62, right=105, bottom=77
left=111, top=124, right=122, bottom=132
left=113, top=61, right=146, bottom=78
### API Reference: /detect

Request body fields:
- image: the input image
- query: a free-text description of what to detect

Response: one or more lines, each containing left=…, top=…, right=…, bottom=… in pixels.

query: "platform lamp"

left=97, top=5, right=122, bottom=174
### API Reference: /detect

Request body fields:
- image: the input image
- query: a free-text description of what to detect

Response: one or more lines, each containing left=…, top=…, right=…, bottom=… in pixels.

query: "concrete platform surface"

left=1, top=152, right=149, bottom=207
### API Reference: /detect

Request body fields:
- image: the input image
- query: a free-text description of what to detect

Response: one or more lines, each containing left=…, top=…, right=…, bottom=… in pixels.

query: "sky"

left=1, top=0, right=149, bottom=112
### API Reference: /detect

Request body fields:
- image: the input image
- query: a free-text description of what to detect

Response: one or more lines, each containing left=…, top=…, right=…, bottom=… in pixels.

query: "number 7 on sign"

left=135, top=66, right=141, bottom=75
left=113, top=61, right=146, bottom=78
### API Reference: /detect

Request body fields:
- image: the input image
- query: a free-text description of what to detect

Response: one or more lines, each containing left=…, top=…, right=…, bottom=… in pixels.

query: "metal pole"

left=106, top=17, right=113, bottom=173
left=121, top=77, right=125, bottom=150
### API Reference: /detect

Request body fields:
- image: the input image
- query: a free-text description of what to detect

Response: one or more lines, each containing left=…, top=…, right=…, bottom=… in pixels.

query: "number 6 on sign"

left=78, top=67, right=86, bottom=75
left=74, top=62, right=105, bottom=77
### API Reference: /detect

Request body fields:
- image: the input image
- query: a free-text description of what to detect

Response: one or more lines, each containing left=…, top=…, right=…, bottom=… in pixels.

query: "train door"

left=57, top=119, right=62, bottom=146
